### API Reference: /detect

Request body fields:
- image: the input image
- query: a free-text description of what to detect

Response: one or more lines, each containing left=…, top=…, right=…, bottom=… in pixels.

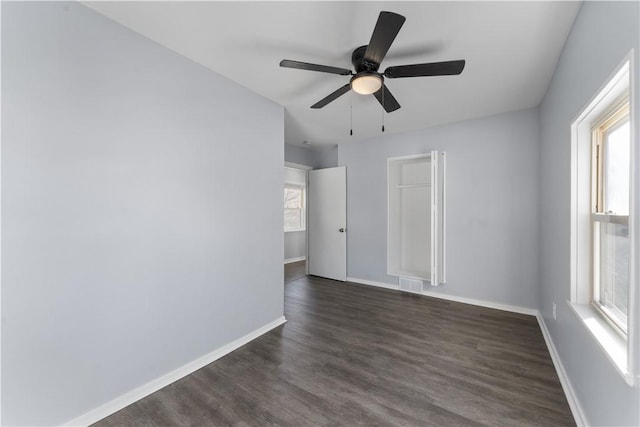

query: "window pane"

left=597, top=221, right=629, bottom=323
left=284, top=188, right=302, bottom=209
left=604, top=119, right=630, bottom=215
left=284, top=209, right=302, bottom=229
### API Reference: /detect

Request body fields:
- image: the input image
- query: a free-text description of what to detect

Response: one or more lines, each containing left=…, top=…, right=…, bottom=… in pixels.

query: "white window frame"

left=591, top=101, right=630, bottom=334
left=284, top=163, right=310, bottom=233
left=284, top=184, right=306, bottom=232
left=569, top=51, right=637, bottom=386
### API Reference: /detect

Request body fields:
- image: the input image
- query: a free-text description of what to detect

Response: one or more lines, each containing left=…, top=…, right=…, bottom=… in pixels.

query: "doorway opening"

left=285, top=260, right=307, bottom=284
left=284, top=162, right=311, bottom=283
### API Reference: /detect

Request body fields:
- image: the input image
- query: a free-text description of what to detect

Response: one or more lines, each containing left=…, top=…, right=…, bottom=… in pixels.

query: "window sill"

left=567, top=301, right=634, bottom=386
left=284, top=229, right=305, bottom=233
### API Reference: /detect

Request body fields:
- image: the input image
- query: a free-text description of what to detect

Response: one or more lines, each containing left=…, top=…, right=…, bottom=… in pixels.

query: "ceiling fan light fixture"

left=280, top=11, right=464, bottom=113
left=350, top=73, right=382, bottom=95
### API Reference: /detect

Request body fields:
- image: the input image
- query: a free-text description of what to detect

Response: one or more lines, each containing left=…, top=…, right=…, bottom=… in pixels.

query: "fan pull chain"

left=350, top=92, right=353, bottom=136
left=381, top=86, right=385, bottom=133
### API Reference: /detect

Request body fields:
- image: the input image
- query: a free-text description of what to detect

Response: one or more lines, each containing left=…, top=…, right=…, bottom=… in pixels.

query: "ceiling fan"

left=280, top=11, right=465, bottom=113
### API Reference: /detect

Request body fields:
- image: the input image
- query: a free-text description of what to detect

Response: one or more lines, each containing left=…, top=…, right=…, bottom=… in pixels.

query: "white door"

left=308, top=167, right=347, bottom=281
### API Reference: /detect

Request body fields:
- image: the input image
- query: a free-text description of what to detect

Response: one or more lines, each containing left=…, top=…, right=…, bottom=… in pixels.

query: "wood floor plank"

left=93, top=261, right=574, bottom=426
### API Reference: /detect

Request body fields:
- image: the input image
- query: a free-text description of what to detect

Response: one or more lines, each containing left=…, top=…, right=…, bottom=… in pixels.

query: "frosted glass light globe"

left=351, top=73, right=382, bottom=95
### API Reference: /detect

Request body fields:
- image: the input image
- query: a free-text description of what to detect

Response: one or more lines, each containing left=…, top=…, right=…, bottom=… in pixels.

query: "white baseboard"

left=346, top=277, right=536, bottom=316
left=284, top=256, right=306, bottom=264
left=63, top=316, right=287, bottom=427
left=536, top=314, right=588, bottom=427
left=420, top=290, right=538, bottom=316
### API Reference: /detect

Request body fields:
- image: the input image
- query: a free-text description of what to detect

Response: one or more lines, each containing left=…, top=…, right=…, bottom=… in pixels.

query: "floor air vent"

left=399, top=277, right=423, bottom=294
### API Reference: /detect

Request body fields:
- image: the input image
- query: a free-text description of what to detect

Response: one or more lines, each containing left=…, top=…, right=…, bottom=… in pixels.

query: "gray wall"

left=339, top=108, right=540, bottom=309
left=284, top=231, right=306, bottom=261
left=1, top=2, right=284, bottom=425
left=538, top=1, right=640, bottom=426
left=318, top=145, right=339, bottom=169
left=284, top=143, right=338, bottom=170
left=285, top=143, right=322, bottom=169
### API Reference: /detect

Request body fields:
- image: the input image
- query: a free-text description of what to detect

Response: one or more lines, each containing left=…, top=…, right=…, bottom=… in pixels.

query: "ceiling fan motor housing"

left=352, top=45, right=379, bottom=73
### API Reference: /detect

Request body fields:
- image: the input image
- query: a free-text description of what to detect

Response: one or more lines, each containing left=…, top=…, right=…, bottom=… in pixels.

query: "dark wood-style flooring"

left=94, top=261, right=574, bottom=426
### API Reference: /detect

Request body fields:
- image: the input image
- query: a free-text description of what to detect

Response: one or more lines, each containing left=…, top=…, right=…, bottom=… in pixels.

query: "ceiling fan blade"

left=383, top=41, right=444, bottom=61
left=364, top=11, right=406, bottom=66
left=384, top=60, right=466, bottom=78
left=373, top=84, right=401, bottom=113
left=280, top=59, right=352, bottom=76
left=311, top=84, right=351, bottom=109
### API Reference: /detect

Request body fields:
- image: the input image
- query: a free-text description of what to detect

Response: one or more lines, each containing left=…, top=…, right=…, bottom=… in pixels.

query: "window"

left=591, top=100, right=630, bottom=334
left=570, top=54, right=635, bottom=384
left=284, top=186, right=305, bottom=231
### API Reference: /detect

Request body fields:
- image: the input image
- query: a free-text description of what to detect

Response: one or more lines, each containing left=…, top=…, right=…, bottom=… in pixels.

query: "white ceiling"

left=84, top=1, right=581, bottom=149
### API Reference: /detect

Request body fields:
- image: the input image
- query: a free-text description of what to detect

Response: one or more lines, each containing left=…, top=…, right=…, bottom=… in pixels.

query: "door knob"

left=339, top=228, right=345, bottom=233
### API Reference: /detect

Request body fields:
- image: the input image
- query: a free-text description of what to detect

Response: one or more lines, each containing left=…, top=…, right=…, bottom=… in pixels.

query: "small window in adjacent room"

left=284, top=186, right=305, bottom=231
left=570, top=53, right=635, bottom=384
